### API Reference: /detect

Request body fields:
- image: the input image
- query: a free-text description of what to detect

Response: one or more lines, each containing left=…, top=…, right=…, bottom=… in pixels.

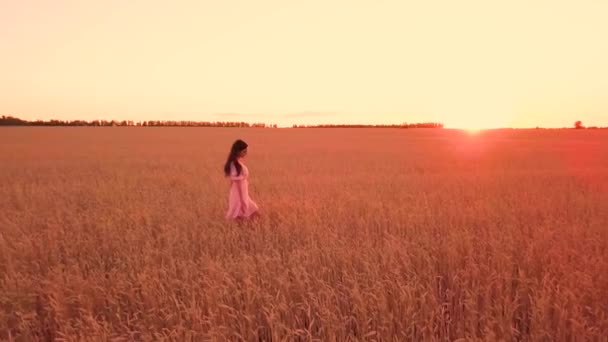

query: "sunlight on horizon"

left=1, top=0, right=607, bottom=128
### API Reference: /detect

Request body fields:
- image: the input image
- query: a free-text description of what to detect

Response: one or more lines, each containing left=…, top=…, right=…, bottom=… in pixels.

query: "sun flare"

left=464, top=128, right=483, bottom=135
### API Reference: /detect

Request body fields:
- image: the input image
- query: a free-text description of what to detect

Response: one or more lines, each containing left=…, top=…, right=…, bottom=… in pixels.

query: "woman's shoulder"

left=229, top=160, right=247, bottom=171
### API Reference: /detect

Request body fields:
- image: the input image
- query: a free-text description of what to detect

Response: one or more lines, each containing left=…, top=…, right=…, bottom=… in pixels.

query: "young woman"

left=224, top=139, right=259, bottom=220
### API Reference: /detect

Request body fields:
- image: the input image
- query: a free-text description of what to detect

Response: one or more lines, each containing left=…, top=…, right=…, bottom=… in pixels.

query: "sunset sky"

left=1, top=0, right=607, bottom=128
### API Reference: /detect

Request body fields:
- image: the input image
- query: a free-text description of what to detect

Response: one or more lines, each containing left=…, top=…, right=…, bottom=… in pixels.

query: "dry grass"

left=1, top=127, right=607, bottom=341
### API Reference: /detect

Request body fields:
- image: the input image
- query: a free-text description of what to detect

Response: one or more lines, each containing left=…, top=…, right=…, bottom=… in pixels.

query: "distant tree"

left=0, top=115, right=28, bottom=125
left=574, top=121, right=585, bottom=129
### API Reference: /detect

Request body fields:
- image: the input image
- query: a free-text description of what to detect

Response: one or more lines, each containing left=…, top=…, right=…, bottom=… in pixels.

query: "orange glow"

left=1, top=0, right=607, bottom=127
left=464, top=128, right=483, bottom=136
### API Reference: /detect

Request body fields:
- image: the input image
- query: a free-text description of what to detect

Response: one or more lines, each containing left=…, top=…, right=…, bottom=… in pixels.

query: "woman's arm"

left=230, top=174, right=245, bottom=181
left=229, top=163, right=245, bottom=181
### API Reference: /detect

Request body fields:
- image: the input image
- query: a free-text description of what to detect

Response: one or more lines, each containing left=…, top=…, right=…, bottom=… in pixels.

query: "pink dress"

left=226, top=160, right=259, bottom=220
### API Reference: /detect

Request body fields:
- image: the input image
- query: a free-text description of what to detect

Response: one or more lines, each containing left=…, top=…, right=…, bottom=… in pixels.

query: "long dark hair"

left=224, top=139, right=248, bottom=176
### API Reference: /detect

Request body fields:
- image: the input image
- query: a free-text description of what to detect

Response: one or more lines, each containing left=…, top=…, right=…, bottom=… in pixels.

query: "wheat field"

left=1, top=127, right=607, bottom=341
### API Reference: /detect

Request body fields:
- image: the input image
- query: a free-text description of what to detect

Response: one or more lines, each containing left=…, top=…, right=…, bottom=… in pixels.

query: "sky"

left=1, top=0, right=607, bottom=128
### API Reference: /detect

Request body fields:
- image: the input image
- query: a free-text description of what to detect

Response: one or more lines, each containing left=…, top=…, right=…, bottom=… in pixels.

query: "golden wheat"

left=1, top=127, right=607, bottom=341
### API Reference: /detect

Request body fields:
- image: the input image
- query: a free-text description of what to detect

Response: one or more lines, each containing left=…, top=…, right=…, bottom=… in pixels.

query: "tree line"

left=292, top=123, right=444, bottom=128
left=4, top=115, right=604, bottom=129
left=0, top=116, right=276, bottom=128
left=0, top=115, right=445, bottom=128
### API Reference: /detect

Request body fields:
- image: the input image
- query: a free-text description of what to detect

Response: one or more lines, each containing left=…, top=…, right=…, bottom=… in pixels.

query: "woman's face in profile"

left=239, top=148, right=248, bottom=158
